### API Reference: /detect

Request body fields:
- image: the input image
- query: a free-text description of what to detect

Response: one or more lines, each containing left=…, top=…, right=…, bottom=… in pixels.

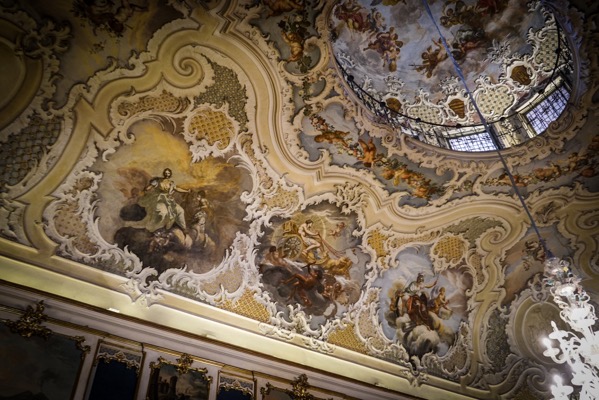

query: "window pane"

left=449, top=131, right=497, bottom=152
left=526, top=85, right=570, bottom=134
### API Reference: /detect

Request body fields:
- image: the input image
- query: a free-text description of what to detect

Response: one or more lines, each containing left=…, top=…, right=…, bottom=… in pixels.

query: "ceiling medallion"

left=331, top=0, right=574, bottom=152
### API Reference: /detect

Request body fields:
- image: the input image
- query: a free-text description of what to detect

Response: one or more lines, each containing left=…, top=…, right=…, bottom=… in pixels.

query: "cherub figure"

left=522, top=240, right=545, bottom=271
left=190, top=190, right=211, bottom=247
left=364, top=27, right=403, bottom=72
left=278, top=13, right=309, bottom=63
left=314, top=131, right=351, bottom=147
left=354, top=138, right=382, bottom=168
left=430, top=287, right=451, bottom=316
left=367, top=9, right=386, bottom=32
left=414, top=38, right=448, bottom=78
left=311, top=115, right=351, bottom=148
left=329, top=222, right=346, bottom=238
left=334, top=0, right=369, bottom=32
left=263, top=0, right=303, bottom=17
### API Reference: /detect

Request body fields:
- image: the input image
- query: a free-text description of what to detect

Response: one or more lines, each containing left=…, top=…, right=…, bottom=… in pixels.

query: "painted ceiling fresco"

left=330, top=0, right=567, bottom=125
left=0, top=0, right=598, bottom=399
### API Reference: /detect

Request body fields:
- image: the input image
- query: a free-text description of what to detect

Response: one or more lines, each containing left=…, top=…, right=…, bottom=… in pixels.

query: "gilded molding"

left=4, top=300, right=52, bottom=339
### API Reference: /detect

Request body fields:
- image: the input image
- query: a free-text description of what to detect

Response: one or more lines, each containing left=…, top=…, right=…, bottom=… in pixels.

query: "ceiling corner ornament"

left=4, top=300, right=53, bottom=339
left=542, top=257, right=599, bottom=400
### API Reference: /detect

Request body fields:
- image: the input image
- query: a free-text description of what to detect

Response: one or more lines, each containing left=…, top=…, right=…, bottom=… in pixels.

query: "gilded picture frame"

left=146, top=354, right=211, bottom=400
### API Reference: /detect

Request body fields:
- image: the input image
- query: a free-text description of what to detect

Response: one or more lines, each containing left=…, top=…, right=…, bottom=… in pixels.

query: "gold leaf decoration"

left=5, top=301, right=52, bottom=339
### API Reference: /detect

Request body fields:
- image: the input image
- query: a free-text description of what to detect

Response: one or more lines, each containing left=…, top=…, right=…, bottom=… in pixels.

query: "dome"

left=331, top=0, right=574, bottom=151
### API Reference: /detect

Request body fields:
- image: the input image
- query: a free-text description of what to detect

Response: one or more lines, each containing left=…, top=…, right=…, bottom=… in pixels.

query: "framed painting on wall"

left=260, top=384, right=292, bottom=400
left=87, top=341, right=144, bottom=400
left=216, top=369, right=254, bottom=400
left=0, top=301, right=89, bottom=400
left=217, top=388, right=253, bottom=400
left=146, top=354, right=211, bottom=400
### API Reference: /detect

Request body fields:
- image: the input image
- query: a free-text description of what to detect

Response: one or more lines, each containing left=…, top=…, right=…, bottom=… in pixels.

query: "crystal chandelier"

left=418, top=1, right=599, bottom=398
left=542, top=257, right=599, bottom=400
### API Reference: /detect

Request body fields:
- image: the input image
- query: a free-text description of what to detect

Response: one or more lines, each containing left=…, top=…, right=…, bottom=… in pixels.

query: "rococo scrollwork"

left=0, top=0, right=597, bottom=399
left=4, top=301, right=53, bottom=339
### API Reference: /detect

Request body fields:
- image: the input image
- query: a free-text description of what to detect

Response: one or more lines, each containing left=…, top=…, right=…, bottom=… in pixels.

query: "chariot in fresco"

left=277, top=219, right=353, bottom=278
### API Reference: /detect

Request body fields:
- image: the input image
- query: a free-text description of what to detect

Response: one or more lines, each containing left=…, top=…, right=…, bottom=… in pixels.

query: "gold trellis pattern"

left=221, top=267, right=244, bottom=293
left=188, top=109, right=234, bottom=149
left=431, top=235, right=467, bottom=264
left=406, top=105, right=443, bottom=124
left=534, top=29, right=560, bottom=72
left=356, top=290, right=386, bottom=352
left=439, top=351, right=468, bottom=375
left=474, top=85, right=514, bottom=117
left=327, top=322, right=368, bottom=354
left=261, top=187, right=301, bottom=211
left=367, top=230, right=390, bottom=260
left=221, top=290, right=270, bottom=323
left=357, top=314, right=386, bottom=352
left=0, top=116, right=62, bottom=191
